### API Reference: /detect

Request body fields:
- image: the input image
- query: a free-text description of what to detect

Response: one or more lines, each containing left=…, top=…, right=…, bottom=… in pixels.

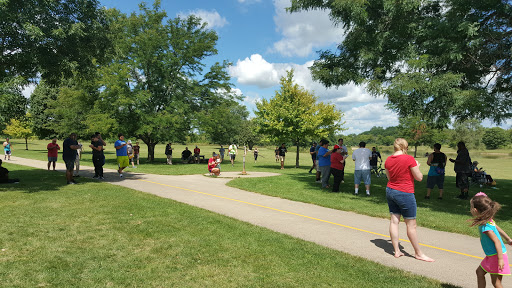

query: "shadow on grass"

left=0, top=165, right=146, bottom=193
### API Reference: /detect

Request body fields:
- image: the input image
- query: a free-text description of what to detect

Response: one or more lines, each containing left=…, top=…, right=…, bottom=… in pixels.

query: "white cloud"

left=238, top=0, right=261, bottom=3
left=178, top=9, right=228, bottom=28
left=271, top=0, right=344, bottom=57
left=228, top=54, right=283, bottom=88
left=342, top=103, right=399, bottom=135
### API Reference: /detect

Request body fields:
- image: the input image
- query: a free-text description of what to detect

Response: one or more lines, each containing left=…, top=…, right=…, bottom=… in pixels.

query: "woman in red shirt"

left=330, top=145, right=345, bottom=192
left=384, top=138, right=434, bottom=262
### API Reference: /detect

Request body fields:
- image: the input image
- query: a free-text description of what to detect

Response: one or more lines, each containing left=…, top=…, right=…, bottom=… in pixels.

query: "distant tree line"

left=338, top=120, right=511, bottom=153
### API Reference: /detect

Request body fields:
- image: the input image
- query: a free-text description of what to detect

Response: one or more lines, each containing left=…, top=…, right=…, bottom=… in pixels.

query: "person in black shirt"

left=62, top=133, right=81, bottom=184
left=182, top=147, right=193, bottom=164
left=0, top=159, right=19, bottom=183
left=89, top=134, right=105, bottom=179
left=279, top=143, right=287, bottom=170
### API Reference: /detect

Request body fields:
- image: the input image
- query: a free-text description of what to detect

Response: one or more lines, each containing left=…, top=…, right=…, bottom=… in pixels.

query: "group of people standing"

left=310, top=138, right=377, bottom=195
left=46, top=133, right=140, bottom=184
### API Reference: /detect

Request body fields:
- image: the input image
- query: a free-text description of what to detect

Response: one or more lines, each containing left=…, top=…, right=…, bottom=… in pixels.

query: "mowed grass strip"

left=9, top=139, right=512, bottom=237
left=0, top=164, right=450, bottom=287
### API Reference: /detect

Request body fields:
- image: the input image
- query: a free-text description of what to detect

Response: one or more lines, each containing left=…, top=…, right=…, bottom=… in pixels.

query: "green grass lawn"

left=0, top=164, right=452, bottom=287
left=7, top=138, right=512, bottom=238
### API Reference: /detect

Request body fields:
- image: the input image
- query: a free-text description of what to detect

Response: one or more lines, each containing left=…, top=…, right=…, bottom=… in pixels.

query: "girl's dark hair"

left=470, top=196, right=501, bottom=227
left=332, top=148, right=339, bottom=153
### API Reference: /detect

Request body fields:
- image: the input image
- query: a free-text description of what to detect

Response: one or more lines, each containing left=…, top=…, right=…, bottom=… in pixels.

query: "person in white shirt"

left=352, top=141, right=372, bottom=196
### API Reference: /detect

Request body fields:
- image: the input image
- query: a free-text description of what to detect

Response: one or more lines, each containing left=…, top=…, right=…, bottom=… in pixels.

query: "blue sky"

left=22, top=0, right=506, bottom=134
left=98, top=0, right=399, bottom=135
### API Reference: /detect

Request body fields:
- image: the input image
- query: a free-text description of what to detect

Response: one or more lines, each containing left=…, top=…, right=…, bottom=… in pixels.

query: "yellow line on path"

left=138, top=179, right=504, bottom=263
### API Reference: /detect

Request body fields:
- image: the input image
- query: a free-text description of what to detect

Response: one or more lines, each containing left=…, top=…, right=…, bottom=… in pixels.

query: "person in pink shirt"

left=330, top=145, right=345, bottom=192
left=47, top=138, right=60, bottom=171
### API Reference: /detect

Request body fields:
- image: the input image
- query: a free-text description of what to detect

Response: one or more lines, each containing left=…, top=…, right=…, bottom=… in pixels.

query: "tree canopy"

left=289, top=0, right=512, bottom=126
left=255, top=70, right=342, bottom=167
left=0, top=0, right=112, bottom=84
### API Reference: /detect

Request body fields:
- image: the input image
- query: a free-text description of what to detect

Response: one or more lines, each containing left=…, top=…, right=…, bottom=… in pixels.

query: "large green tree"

left=255, top=70, right=342, bottom=168
left=0, top=77, right=27, bottom=131
left=289, top=0, right=512, bottom=126
left=482, top=127, right=509, bottom=149
left=0, top=0, right=112, bottom=83
left=96, top=2, right=236, bottom=161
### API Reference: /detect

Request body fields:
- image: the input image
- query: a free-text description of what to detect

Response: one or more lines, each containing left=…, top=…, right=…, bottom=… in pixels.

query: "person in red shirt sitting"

left=47, top=138, right=60, bottom=171
left=194, top=146, right=201, bottom=163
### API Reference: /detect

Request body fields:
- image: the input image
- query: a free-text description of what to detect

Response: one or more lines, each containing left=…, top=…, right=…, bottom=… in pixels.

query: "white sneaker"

left=341, top=180, right=345, bottom=183
left=366, top=191, right=370, bottom=196
left=120, top=174, right=123, bottom=178
left=354, top=192, right=358, bottom=195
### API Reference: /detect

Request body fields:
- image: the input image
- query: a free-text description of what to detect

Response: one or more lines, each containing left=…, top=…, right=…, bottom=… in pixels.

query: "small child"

left=470, top=192, right=512, bottom=288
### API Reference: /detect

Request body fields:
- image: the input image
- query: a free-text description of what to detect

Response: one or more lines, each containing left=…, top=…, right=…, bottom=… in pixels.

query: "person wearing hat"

left=308, top=142, right=317, bottom=174
left=330, top=145, right=345, bottom=192
left=208, top=153, right=221, bottom=176
left=126, top=140, right=136, bottom=168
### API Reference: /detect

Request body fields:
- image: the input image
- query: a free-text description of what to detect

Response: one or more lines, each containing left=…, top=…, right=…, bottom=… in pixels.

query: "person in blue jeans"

left=317, top=139, right=333, bottom=189
left=384, top=138, right=434, bottom=263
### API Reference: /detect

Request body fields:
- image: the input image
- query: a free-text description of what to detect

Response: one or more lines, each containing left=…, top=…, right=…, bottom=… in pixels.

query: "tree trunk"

left=295, top=142, right=300, bottom=168
left=147, top=143, right=156, bottom=162
left=25, top=138, right=28, bottom=150
left=414, top=144, right=418, bottom=158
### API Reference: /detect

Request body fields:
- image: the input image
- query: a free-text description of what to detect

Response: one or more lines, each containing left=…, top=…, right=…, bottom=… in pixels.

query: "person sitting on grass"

left=208, top=153, right=221, bottom=176
left=182, top=147, right=193, bottom=164
left=0, top=159, right=19, bottom=184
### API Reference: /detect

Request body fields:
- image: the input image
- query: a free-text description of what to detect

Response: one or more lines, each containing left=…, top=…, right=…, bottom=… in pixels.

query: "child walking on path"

left=470, top=192, right=511, bottom=288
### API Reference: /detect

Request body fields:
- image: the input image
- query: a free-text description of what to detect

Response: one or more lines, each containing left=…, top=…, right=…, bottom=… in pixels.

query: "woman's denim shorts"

left=386, top=187, right=417, bottom=219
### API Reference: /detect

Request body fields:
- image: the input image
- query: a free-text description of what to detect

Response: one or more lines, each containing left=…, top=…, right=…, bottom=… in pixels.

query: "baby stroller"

left=371, top=160, right=386, bottom=178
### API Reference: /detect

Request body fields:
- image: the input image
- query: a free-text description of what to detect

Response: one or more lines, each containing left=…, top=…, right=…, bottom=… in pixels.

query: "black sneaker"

left=92, top=176, right=99, bottom=179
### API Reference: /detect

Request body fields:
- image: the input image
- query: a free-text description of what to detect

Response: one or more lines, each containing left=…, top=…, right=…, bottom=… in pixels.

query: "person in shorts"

left=114, top=133, right=129, bottom=178
left=425, top=143, right=446, bottom=199
left=62, top=133, right=81, bottom=184
left=3, top=138, right=12, bottom=160
left=352, top=142, right=372, bottom=196
left=47, top=138, right=60, bottom=170
left=279, top=143, right=287, bottom=169
left=228, top=143, right=237, bottom=166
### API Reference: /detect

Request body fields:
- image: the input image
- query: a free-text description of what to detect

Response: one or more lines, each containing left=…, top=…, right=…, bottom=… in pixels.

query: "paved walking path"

left=7, top=157, right=496, bottom=287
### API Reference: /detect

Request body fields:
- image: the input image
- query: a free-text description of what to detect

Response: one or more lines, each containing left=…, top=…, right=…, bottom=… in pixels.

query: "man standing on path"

left=228, top=143, right=237, bottom=166
left=278, top=143, right=287, bottom=170
left=449, top=141, right=472, bottom=199
left=318, top=139, right=333, bottom=189
left=47, top=138, right=60, bottom=170
left=308, top=142, right=317, bottom=174
left=3, top=138, right=12, bottom=160
left=338, top=138, right=348, bottom=182
left=62, top=133, right=81, bottom=185
left=115, top=133, right=129, bottom=178
left=352, top=141, right=372, bottom=196
left=90, top=134, right=104, bottom=179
